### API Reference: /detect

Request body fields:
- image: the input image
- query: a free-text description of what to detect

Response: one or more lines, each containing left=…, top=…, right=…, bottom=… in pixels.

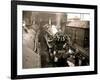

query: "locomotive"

left=45, top=25, right=89, bottom=67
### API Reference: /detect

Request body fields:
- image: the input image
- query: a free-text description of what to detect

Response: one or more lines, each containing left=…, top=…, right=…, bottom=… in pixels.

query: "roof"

left=66, top=20, right=89, bottom=28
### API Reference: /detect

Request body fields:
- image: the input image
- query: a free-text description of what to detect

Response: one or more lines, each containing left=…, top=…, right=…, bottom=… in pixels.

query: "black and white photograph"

left=22, top=11, right=90, bottom=68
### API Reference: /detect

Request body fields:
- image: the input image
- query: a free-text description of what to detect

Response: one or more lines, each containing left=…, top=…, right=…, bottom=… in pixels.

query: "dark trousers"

left=40, top=51, right=50, bottom=68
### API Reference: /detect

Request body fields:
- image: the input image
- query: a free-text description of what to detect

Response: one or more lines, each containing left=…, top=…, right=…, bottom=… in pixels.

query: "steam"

left=56, top=13, right=62, bottom=30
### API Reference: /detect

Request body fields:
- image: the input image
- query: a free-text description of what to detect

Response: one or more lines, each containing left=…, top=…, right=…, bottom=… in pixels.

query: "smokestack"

left=49, top=18, right=52, bottom=25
